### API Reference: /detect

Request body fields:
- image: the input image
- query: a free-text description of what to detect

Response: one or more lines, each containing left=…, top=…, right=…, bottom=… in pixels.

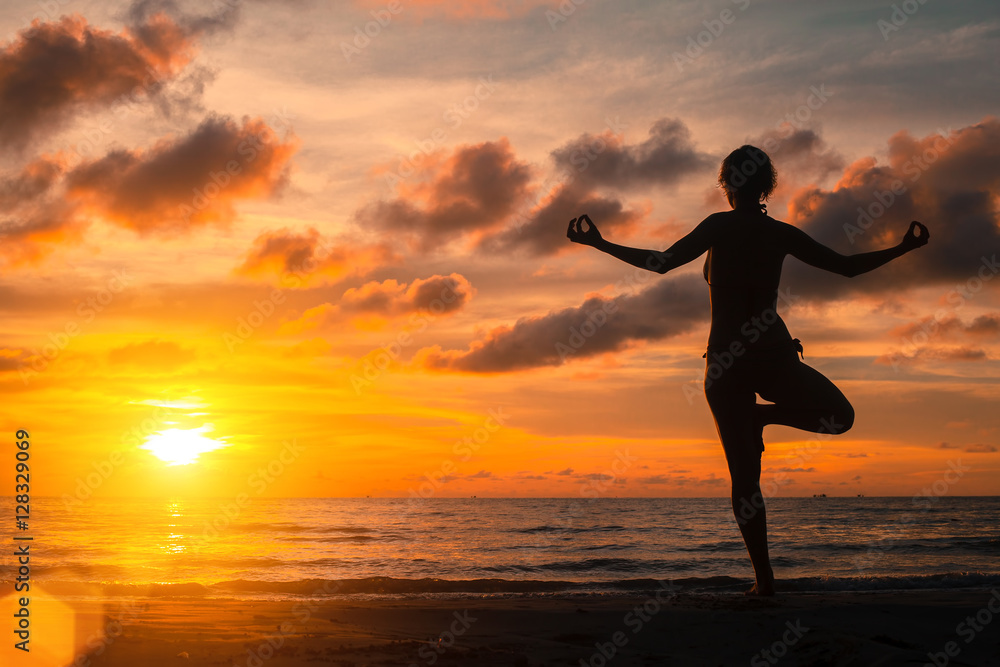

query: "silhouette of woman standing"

left=567, top=145, right=929, bottom=595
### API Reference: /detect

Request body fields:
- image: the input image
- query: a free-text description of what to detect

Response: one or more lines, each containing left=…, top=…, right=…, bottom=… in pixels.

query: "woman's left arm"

left=567, top=213, right=720, bottom=274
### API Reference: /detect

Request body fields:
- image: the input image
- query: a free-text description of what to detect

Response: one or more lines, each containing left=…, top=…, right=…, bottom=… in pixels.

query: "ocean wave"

left=234, top=522, right=376, bottom=534
left=279, top=535, right=389, bottom=543
left=510, top=558, right=651, bottom=573
left=14, top=572, right=1000, bottom=600
left=674, top=540, right=745, bottom=553
left=580, top=544, right=637, bottom=551
left=826, top=536, right=1000, bottom=554
left=779, top=571, right=1000, bottom=591
left=512, top=524, right=633, bottom=534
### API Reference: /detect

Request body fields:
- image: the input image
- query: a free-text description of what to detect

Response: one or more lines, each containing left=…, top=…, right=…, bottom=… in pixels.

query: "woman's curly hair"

left=718, top=145, right=777, bottom=204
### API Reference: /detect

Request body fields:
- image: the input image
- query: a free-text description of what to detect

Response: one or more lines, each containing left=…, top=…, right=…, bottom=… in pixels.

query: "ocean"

left=7, top=496, right=1000, bottom=599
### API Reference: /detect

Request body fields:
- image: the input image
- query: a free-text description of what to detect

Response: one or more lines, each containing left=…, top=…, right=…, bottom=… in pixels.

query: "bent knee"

left=836, top=401, right=855, bottom=434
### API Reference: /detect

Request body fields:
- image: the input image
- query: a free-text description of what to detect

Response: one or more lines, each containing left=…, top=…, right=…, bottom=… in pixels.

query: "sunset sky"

left=1, top=0, right=998, bottom=499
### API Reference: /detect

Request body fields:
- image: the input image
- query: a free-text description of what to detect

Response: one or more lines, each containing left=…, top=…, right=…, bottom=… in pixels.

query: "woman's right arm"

left=785, top=221, right=929, bottom=277
left=568, top=213, right=722, bottom=275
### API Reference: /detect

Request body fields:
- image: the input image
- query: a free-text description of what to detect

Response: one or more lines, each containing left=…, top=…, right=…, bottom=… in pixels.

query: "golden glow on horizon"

left=131, top=398, right=207, bottom=409
left=140, top=425, right=228, bottom=466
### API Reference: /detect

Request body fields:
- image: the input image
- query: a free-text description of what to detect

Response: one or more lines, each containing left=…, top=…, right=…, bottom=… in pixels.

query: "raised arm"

left=567, top=214, right=720, bottom=275
left=785, top=220, right=929, bottom=277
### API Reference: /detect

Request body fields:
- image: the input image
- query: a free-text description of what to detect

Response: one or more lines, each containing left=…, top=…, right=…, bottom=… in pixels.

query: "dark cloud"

left=966, top=314, right=1000, bottom=335
left=338, top=273, right=474, bottom=316
left=0, top=158, right=64, bottom=207
left=0, top=3, right=300, bottom=266
left=923, top=348, right=988, bottom=363
left=124, top=0, right=242, bottom=40
left=0, top=14, right=195, bottom=150
left=875, top=346, right=988, bottom=366
left=0, top=115, right=297, bottom=265
left=551, top=117, right=714, bottom=191
left=0, top=157, right=81, bottom=265
left=781, top=117, right=1000, bottom=300
left=65, top=114, right=298, bottom=233
left=416, top=274, right=707, bottom=373
left=481, top=182, right=644, bottom=256
left=358, top=139, right=532, bottom=251
left=0, top=198, right=87, bottom=266
left=636, top=474, right=671, bottom=484
left=481, top=117, right=717, bottom=256
left=284, top=273, right=475, bottom=332
left=0, top=350, right=25, bottom=373
left=636, top=472, right=724, bottom=486
left=747, top=126, right=845, bottom=185
left=234, top=227, right=398, bottom=285
left=236, top=227, right=324, bottom=275
left=964, top=444, right=997, bottom=453
left=359, top=123, right=704, bottom=257
left=890, top=312, right=1000, bottom=341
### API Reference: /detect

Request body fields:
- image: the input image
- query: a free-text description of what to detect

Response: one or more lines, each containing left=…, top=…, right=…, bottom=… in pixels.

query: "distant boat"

left=813, top=493, right=827, bottom=498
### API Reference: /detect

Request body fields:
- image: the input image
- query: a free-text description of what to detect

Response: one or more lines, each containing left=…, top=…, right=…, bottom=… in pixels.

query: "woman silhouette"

left=567, top=145, right=929, bottom=595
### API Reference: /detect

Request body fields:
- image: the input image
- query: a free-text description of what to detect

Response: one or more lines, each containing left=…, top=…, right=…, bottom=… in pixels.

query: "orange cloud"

left=482, top=181, right=647, bottom=256
left=550, top=117, right=714, bottom=191
left=0, top=152, right=88, bottom=267
left=874, top=346, right=988, bottom=366
left=782, top=117, right=1000, bottom=300
left=65, top=115, right=298, bottom=233
left=0, top=157, right=65, bottom=206
left=0, top=349, right=25, bottom=373
left=341, top=273, right=475, bottom=315
left=0, top=13, right=195, bottom=150
left=282, top=273, right=475, bottom=333
left=357, top=138, right=532, bottom=251
left=746, top=126, right=845, bottom=188
left=416, top=274, right=706, bottom=373
left=234, top=227, right=398, bottom=287
left=486, top=117, right=714, bottom=256
left=360, top=135, right=652, bottom=257
left=1, top=115, right=298, bottom=266
left=890, top=312, right=1000, bottom=340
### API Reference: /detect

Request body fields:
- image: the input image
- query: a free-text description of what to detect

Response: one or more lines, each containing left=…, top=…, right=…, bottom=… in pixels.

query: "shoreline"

left=10, top=569, right=1000, bottom=599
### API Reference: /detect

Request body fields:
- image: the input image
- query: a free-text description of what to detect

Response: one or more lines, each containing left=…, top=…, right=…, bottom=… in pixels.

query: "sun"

left=140, top=424, right=229, bottom=466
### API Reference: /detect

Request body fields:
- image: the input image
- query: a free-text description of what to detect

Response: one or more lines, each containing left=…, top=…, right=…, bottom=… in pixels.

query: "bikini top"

left=702, top=207, right=780, bottom=307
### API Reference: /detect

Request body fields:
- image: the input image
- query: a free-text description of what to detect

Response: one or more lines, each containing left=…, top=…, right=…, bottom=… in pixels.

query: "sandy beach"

left=9, top=589, right=992, bottom=667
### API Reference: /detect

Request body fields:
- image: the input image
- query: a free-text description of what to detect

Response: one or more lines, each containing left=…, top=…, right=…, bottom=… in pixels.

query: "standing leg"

left=705, top=367, right=775, bottom=596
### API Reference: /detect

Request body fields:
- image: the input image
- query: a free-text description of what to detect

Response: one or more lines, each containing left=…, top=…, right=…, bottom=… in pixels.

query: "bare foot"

left=746, top=565, right=775, bottom=596
left=745, top=582, right=775, bottom=597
